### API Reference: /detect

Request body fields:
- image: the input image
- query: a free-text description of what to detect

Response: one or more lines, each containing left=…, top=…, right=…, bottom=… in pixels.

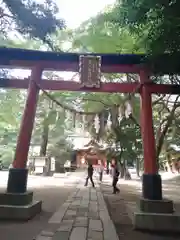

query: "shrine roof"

left=75, top=139, right=107, bottom=151
left=84, top=139, right=103, bottom=148
left=0, top=47, right=179, bottom=74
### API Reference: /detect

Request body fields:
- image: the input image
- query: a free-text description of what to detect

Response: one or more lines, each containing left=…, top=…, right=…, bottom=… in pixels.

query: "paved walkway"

left=35, top=178, right=119, bottom=240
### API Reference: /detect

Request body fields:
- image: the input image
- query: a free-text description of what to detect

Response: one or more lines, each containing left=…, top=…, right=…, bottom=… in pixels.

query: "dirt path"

left=101, top=183, right=179, bottom=240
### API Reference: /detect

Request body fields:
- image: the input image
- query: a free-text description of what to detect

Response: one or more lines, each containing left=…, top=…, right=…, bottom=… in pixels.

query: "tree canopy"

left=107, top=0, right=180, bottom=54
left=1, top=0, right=65, bottom=48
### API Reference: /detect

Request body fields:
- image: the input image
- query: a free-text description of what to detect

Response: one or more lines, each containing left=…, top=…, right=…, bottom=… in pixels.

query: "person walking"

left=85, top=163, right=95, bottom=187
left=111, top=159, right=120, bottom=194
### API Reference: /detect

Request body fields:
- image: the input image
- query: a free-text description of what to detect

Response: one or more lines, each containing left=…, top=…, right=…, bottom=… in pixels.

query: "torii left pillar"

left=7, top=66, right=42, bottom=193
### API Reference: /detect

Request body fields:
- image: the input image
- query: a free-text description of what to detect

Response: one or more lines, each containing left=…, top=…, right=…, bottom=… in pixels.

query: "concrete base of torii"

left=127, top=198, right=180, bottom=233
left=0, top=168, right=42, bottom=221
left=0, top=191, right=42, bottom=220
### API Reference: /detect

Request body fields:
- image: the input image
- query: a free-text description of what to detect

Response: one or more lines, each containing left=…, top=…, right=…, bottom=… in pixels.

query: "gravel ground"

left=101, top=182, right=180, bottom=240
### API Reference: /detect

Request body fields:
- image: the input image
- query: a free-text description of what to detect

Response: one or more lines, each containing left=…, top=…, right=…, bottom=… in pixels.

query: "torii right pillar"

left=133, top=70, right=180, bottom=233
left=140, top=70, right=162, bottom=200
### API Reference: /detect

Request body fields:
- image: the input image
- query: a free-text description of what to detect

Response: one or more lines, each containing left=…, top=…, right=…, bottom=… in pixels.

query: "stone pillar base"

left=139, top=198, right=174, bottom=213
left=0, top=191, right=42, bottom=221
left=133, top=211, right=180, bottom=233
left=127, top=198, right=180, bottom=233
left=2, top=168, right=42, bottom=220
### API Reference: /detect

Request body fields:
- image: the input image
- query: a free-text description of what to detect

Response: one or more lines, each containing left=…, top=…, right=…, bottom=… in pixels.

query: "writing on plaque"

left=79, top=55, right=101, bottom=88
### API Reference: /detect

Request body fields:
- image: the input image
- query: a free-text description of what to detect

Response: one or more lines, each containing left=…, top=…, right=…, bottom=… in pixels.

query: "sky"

left=56, top=0, right=116, bottom=28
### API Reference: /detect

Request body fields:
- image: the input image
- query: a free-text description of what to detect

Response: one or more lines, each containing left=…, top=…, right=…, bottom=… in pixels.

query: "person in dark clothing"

left=85, top=163, right=95, bottom=187
left=111, top=159, right=120, bottom=194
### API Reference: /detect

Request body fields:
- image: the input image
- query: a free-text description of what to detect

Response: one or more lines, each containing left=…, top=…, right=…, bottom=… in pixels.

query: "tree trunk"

left=122, top=159, right=131, bottom=180
left=124, top=168, right=132, bottom=180
left=156, top=96, right=179, bottom=161
left=118, top=150, right=124, bottom=178
left=40, top=121, right=49, bottom=156
left=55, top=160, right=65, bottom=173
left=166, top=153, right=173, bottom=173
left=120, top=163, right=125, bottom=178
left=120, top=159, right=132, bottom=180
left=110, top=105, right=119, bottom=128
left=136, top=158, right=140, bottom=177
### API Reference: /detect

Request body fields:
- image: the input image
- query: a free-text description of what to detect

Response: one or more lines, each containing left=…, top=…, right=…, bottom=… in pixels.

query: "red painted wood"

left=8, top=61, right=141, bottom=73
left=3, top=78, right=180, bottom=94
left=140, top=70, right=157, bottom=174
left=13, top=67, right=43, bottom=168
left=2, top=79, right=29, bottom=89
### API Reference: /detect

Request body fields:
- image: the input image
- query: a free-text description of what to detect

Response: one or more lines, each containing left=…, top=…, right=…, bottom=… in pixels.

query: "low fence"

left=28, top=157, right=77, bottom=175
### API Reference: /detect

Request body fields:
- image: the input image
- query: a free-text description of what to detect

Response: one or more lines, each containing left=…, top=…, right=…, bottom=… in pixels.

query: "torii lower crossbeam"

left=1, top=78, right=180, bottom=94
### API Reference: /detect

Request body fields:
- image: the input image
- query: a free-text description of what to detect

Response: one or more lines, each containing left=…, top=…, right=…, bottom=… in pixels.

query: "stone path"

left=35, top=178, right=119, bottom=240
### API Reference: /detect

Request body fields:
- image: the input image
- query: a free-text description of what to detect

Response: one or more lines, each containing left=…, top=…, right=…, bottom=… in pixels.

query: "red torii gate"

left=1, top=48, right=180, bottom=220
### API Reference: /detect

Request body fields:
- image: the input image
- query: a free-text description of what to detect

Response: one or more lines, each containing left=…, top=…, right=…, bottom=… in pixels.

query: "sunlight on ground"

left=0, top=171, right=82, bottom=189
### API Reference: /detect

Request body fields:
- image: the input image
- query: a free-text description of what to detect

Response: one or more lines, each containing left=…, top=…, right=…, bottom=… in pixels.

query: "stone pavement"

left=35, top=178, right=119, bottom=240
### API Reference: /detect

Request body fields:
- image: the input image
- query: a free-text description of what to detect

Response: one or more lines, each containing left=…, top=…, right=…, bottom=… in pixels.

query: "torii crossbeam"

left=1, top=48, right=180, bottom=94
left=1, top=47, right=179, bottom=225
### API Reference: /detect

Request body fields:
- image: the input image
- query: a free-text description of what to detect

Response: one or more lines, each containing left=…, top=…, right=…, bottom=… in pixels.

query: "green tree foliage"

left=33, top=91, right=79, bottom=157
left=0, top=1, right=71, bottom=167
left=107, top=0, right=180, bottom=54
left=1, top=0, right=65, bottom=46
left=0, top=89, right=25, bottom=166
left=73, top=13, right=142, bottom=53
left=70, top=5, right=180, bottom=174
